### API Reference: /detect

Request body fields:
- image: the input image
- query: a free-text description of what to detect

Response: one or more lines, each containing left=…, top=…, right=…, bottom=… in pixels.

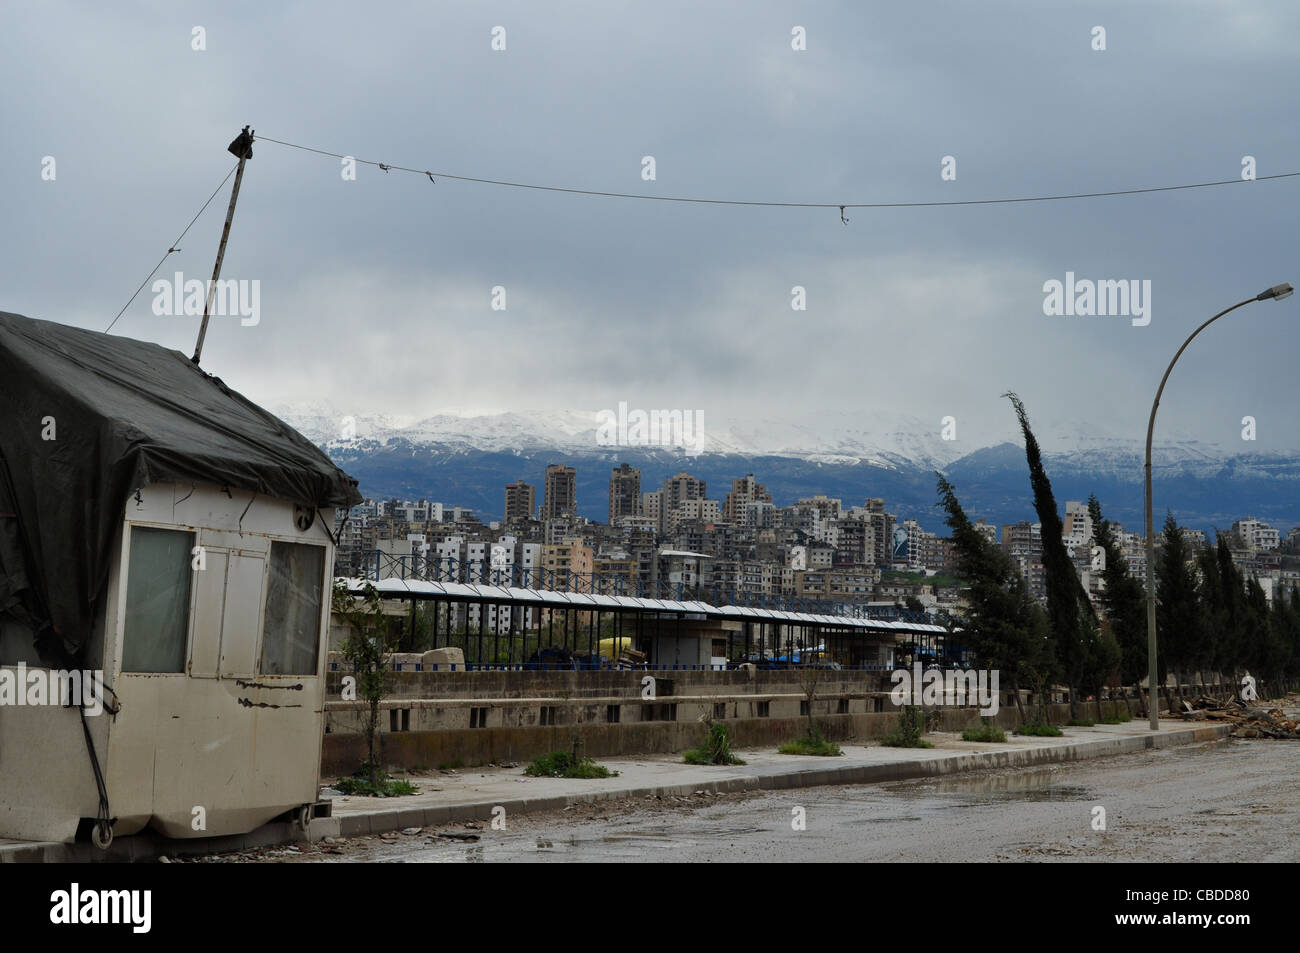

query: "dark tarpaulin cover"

left=0, top=311, right=362, bottom=666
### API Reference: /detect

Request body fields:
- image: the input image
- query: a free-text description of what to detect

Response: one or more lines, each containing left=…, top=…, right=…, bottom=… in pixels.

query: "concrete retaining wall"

left=320, top=667, right=1257, bottom=776
left=321, top=698, right=1150, bottom=775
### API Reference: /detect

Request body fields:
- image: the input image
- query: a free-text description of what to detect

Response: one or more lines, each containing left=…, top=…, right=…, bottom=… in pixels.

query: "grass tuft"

left=524, top=751, right=619, bottom=779
left=883, top=705, right=934, bottom=748
left=961, top=720, right=1007, bottom=743
left=779, top=727, right=843, bottom=756
left=1014, top=722, right=1064, bottom=737
left=335, top=776, right=419, bottom=797
left=684, top=722, right=747, bottom=765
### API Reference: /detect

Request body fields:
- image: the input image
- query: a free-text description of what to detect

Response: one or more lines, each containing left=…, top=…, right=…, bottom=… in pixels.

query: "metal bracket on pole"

left=192, top=125, right=255, bottom=365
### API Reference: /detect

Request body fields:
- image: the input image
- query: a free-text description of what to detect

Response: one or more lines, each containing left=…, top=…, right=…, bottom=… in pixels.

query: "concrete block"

left=422, top=647, right=466, bottom=666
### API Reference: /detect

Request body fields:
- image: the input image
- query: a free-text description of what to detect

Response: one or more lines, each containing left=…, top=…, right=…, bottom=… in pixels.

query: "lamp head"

left=1257, top=283, right=1293, bottom=301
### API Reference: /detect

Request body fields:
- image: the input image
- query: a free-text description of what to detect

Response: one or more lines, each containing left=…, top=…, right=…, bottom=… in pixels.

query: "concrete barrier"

left=321, top=699, right=1154, bottom=775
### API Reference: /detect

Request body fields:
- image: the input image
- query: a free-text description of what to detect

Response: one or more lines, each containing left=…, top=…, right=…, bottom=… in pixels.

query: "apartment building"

left=640, top=489, right=664, bottom=534
left=709, top=558, right=772, bottom=601
left=794, top=567, right=880, bottom=602
left=807, top=541, right=835, bottom=569
left=608, top=463, right=641, bottom=525
left=504, top=482, right=536, bottom=525
left=667, top=497, right=721, bottom=534
left=832, top=517, right=875, bottom=567
left=658, top=549, right=712, bottom=597
left=723, top=474, right=771, bottom=524
left=1002, top=521, right=1045, bottom=602
left=901, top=518, right=941, bottom=572
left=541, top=536, right=594, bottom=591
left=848, top=500, right=897, bottom=566
left=973, top=519, right=998, bottom=546
left=594, top=552, right=640, bottom=595
left=743, top=500, right=777, bottom=529
left=1233, top=517, right=1280, bottom=552
left=542, top=464, right=578, bottom=521
left=1062, top=501, right=1092, bottom=558
left=663, top=471, right=707, bottom=511
left=797, top=494, right=843, bottom=523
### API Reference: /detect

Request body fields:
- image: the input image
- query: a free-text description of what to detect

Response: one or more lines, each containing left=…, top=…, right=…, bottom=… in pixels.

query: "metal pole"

left=193, top=126, right=254, bottom=365
left=1144, top=295, right=1259, bottom=730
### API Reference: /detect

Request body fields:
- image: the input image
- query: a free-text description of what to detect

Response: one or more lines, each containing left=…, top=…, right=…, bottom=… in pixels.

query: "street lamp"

left=1143, top=282, right=1293, bottom=730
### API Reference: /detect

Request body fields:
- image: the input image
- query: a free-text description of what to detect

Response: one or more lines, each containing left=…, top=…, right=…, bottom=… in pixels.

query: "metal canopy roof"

left=340, top=577, right=957, bottom=633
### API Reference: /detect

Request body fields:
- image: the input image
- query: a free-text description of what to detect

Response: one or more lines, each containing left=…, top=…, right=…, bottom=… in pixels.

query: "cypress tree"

left=1212, top=534, right=1247, bottom=691
left=1087, top=495, right=1147, bottom=712
left=1155, top=513, right=1200, bottom=709
left=1197, top=542, right=1228, bottom=683
left=1005, top=393, right=1100, bottom=720
left=1262, top=582, right=1292, bottom=694
left=936, top=473, right=1053, bottom=721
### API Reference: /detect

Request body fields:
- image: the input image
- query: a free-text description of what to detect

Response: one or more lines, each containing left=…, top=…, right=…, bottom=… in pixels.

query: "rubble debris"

left=1179, top=696, right=1300, bottom=738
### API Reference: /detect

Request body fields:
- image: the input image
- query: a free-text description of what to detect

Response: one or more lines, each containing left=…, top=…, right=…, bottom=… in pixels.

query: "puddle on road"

left=538, top=826, right=766, bottom=850
left=883, top=769, right=1092, bottom=802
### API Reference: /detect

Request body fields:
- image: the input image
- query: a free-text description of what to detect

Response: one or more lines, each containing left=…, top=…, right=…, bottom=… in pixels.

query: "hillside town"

left=333, top=462, right=1300, bottom=615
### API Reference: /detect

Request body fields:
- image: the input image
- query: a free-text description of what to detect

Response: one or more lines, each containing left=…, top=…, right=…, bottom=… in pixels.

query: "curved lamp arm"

left=1143, top=282, right=1292, bottom=729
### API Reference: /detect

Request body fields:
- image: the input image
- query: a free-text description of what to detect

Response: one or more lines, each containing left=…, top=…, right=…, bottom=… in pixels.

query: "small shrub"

left=961, top=720, right=1007, bottom=743
left=883, top=705, right=934, bottom=748
left=335, top=776, right=419, bottom=797
left=1015, top=722, right=1064, bottom=737
left=524, top=751, right=618, bottom=778
left=1099, top=716, right=1124, bottom=725
left=564, top=759, right=618, bottom=779
left=684, top=721, right=746, bottom=765
left=779, top=727, right=843, bottom=756
left=1066, top=719, right=1096, bottom=727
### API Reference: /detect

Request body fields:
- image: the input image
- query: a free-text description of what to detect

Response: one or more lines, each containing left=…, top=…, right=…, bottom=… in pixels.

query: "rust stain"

left=235, top=679, right=304, bottom=691
left=238, top=697, right=303, bottom=709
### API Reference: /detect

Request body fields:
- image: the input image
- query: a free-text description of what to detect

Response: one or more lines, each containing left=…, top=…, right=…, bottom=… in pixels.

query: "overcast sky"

left=5, top=0, right=1299, bottom=453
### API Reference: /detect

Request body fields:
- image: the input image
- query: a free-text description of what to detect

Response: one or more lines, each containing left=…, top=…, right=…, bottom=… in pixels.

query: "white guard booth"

left=0, top=311, right=361, bottom=846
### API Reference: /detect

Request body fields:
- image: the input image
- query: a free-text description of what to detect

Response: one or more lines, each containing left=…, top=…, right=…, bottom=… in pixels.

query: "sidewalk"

left=319, top=720, right=1228, bottom=838
left=0, top=720, right=1227, bottom=861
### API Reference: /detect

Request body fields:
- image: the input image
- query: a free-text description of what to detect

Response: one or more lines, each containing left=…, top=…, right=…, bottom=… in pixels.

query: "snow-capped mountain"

left=267, top=402, right=1300, bottom=533
left=274, top=403, right=981, bottom=470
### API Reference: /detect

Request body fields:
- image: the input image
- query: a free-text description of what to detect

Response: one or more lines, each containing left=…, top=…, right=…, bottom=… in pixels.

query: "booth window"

left=261, top=541, right=325, bottom=675
left=122, top=527, right=195, bottom=673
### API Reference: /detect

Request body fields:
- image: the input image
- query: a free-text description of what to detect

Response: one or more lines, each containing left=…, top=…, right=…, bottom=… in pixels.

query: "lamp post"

left=1143, top=282, right=1293, bottom=730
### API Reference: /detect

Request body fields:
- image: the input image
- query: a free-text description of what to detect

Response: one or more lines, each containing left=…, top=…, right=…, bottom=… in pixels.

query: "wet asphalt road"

left=252, top=736, right=1300, bottom=863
